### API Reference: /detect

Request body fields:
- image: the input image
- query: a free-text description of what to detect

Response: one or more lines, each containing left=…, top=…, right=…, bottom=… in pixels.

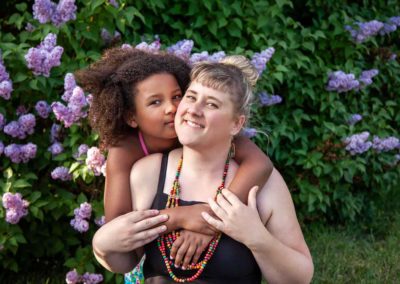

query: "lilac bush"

left=167, top=39, right=194, bottom=60
left=25, top=33, right=64, bottom=77
left=343, top=132, right=373, bottom=155
left=1, top=192, right=29, bottom=224
left=35, top=100, right=51, bottom=118
left=86, top=147, right=106, bottom=176
left=258, top=92, right=283, bottom=106
left=348, top=114, right=363, bottom=125
left=33, top=0, right=77, bottom=27
left=3, top=143, right=37, bottom=163
left=251, top=47, right=275, bottom=75
left=372, top=136, right=400, bottom=152
left=0, top=51, right=13, bottom=100
left=70, top=202, right=92, bottom=233
left=326, top=69, right=378, bottom=93
left=51, top=166, right=72, bottom=181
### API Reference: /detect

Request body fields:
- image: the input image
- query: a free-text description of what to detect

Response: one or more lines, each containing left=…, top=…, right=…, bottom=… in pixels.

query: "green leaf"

left=303, top=41, right=315, bottom=52
left=12, top=179, right=31, bottom=189
left=16, top=3, right=27, bottom=12
left=29, top=191, right=42, bottom=203
left=272, top=72, right=284, bottom=83
left=4, top=167, right=13, bottom=179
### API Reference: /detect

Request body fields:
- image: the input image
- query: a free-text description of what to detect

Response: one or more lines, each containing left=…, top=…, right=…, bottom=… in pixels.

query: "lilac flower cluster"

left=2, top=192, right=29, bottom=224
left=73, top=144, right=89, bottom=159
left=343, top=132, right=372, bottom=155
left=348, top=114, right=362, bottom=125
left=4, top=113, right=36, bottom=139
left=86, top=147, right=106, bottom=176
left=242, top=127, right=258, bottom=138
left=25, top=33, right=64, bottom=77
left=94, top=215, right=105, bottom=226
left=101, top=29, right=121, bottom=45
left=346, top=16, right=400, bottom=43
left=48, top=141, right=64, bottom=156
left=326, top=69, right=379, bottom=93
left=251, top=47, right=275, bottom=75
left=108, top=0, right=119, bottom=8
left=32, top=0, right=77, bottom=27
left=189, top=51, right=226, bottom=65
left=52, top=74, right=89, bottom=127
left=3, top=143, right=37, bottom=163
left=167, top=40, right=194, bottom=60
left=258, top=92, right=283, bottom=106
left=66, top=269, right=103, bottom=284
left=25, top=23, right=36, bottom=32
left=16, top=105, right=28, bottom=116
left=372, top=136, right=400, bottom=152
left=50, top=123, right=62, bottom=142
left=35, top=100, right=51, bottom=118
left=135, top=39, right=161, bottom=53
left=51, top=166, right=72, bottom=181
left=0, top=113, right=5, bottom=130
left=70, top=202, right=92, bottom=233
left=0, top=51, right=13, bottom=100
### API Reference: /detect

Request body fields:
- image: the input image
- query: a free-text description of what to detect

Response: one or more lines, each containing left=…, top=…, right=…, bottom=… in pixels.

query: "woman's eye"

left=207, top=103, right=218, bottom=109
left=185, top=95, right=196, bottom=101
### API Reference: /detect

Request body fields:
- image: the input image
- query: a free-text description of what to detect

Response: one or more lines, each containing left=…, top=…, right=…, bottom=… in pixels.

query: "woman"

left=93, top=55, right=313, bottom=283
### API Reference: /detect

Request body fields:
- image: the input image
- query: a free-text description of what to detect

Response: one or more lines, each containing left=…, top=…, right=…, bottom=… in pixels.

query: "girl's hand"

left=94, top=209, right=168, bottom=254
left=201, top=186, right=265, bottom=246
left=169, top=230, right=214, bottom=270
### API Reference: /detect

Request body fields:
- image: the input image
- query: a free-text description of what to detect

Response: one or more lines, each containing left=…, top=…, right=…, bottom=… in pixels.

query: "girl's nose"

left=165, top=100, right=177, bottom=114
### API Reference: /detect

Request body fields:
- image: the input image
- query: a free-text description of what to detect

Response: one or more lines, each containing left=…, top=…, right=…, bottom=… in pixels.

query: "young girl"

left=76, top=47, right=273, bottom=283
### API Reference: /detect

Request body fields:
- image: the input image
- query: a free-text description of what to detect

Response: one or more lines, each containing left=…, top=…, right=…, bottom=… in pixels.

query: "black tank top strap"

left=150, top=152, right=169, bottom=210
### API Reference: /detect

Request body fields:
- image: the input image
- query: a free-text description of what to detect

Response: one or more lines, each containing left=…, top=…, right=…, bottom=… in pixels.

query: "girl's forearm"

left=248, top=230, right=313, bottom=284
left=93, top=249, right=139, bottom=274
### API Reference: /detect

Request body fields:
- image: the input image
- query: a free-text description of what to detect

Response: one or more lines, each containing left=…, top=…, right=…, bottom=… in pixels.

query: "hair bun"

left=220, top=55, right=259, bottom=87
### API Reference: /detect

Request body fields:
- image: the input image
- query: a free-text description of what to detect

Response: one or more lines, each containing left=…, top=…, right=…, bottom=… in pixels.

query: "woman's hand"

left=94, top=209, right=168, bottom=254
left=169, top=230, right=214, bottom=270
left=201, top=186, right=265, bottom=246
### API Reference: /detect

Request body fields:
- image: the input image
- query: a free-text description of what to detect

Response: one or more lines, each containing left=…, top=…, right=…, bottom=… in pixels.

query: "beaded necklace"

left=157, top=150, right=231, bottom=282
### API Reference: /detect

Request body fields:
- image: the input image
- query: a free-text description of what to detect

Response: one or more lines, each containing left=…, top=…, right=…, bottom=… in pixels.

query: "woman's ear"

left=230, top=115, right=246, bottom=136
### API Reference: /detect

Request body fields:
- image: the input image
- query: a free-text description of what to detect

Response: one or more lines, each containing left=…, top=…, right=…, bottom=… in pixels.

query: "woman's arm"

left=202, top=170, right=314, bottom=284
left=230, top=135, right=273, bottom=203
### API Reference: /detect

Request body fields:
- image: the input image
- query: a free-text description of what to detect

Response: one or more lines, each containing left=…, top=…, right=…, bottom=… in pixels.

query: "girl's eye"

left=173, top=94, right=183, bottom=100
left=149, top=100, right=161, bottom=105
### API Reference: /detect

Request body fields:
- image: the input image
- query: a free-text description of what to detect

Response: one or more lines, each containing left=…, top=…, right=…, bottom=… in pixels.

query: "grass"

left=2, top=214, right=400, bottom=283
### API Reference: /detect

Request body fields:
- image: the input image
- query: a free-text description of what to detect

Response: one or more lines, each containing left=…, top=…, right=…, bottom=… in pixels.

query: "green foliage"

left=0, top=0, right=399, bottom=280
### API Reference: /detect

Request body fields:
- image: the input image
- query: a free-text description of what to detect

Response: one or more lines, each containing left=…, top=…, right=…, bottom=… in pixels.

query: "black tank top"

left=143, top=153, right=262, bottom=284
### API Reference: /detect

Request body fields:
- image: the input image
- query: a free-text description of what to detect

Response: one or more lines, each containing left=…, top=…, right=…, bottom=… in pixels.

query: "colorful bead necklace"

left=157, top=150, right=232, bottom=282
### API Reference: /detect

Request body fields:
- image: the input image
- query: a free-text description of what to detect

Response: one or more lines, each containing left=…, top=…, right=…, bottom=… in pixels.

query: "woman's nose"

left=187, top=102, right=202, bottom=116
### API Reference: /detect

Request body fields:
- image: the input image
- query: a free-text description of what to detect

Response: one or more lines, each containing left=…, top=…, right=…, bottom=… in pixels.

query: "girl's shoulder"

left=107, top=133, right=143, bottom=173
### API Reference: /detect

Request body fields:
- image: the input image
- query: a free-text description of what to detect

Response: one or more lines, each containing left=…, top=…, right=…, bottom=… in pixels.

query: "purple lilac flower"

left=70, top=217, right=89, bottom=233
left=0, top=113, right=5, bottom=130
left=348, top=114, right=362, bottom=125
left=52, top=0, right=77, bottom=27
left=18, top=113, right=36, bottom=135
left=21, top=143, right=37, bottom=162
left=81, top=272, right=103, bottom=284
left=379, top=23, right=397, bottom=35
left=86, top=94, right=93, bottom=106
left=51, top=166, right=72, bottom=181
left=100, top=162, right=107, bottom=177
left=51, top=102, right=76, bottom=128
left=251, top=47, right=275, bottom=75
left=135, top=39, right=161, bottom=53
left=208, top=51, right=226, bottom=62
left=74, top=202, right=92, bottom=219
left=50, top=123, right=62, bottom=142
left=4, top=143, right=37, bottom=163
left=1, top=192, right=29, bottom=224
left=372, top=136, right=400, bottom=152
left=94, top=216, right=105, bottom=226
left=326, top=71, right=360, bottom=93
left=48, top=141, right=64, bottom=156
left=121, top=43, right=133, bottom=49
left=86, top=147, right=106, bottom=176
left=242, top=127, right=257, bottom=138
left=388, top=16, right=400, bottom=27
left=189, top=51, right=210, bottom=64
left=101, top=29, right=112, bottom=45
left=167, top=40, right=194, bottom=60
left=4, top=144, right=22, bottom=163
left=389, top=53, right=397, bottom=61
left=343, top=131, right=373, bottom=155
left=16, top=105, right=28, bottom=116
left=25, top=33, right=64, bottom=77
left=25, top=23, right=36, bottom=32
left=62, top=73, right=76, bottom=102
left=109, top=0, right=119, bottom=8
left=32, top=0, right=56, bottom=24
left=4, top=121, right=23, bottom=139
left=66, top=269, right=81, bottom=284
left=347, top=20, right=384, bottom=43
left=35, top=100, right=51, bottom=118
left=358, top=69, right=379, bottom=87
left=258, top=92, right=283, bottom=106
left=0, top=141, right=4, bottom=156
left=0, top=52, right=13, bottom=100
left=73, top=144, right=89, bottom=159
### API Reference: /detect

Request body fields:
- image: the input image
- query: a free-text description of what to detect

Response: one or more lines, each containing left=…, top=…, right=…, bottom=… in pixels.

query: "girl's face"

left=175, top=81, right=245, bottom=148
left=129, top=73, right=182, bottom=140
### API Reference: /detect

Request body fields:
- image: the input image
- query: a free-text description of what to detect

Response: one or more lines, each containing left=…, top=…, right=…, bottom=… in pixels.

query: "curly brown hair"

left=75, top=47, right=191, bottom=148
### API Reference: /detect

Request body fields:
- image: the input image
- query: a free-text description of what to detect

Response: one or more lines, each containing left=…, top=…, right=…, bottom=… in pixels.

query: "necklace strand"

left=156, top=151, right=231, bottom=282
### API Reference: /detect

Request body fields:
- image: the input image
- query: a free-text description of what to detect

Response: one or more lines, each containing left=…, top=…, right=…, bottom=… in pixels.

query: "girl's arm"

left=104, top=135, right=144, bottom=222
left=230, top=135, right=273, bottom=203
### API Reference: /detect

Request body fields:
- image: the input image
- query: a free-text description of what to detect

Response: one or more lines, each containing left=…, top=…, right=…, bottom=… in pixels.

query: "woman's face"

left=130, top=73, right=182, bottom=140
left=175, top=81, right=244, bottom=148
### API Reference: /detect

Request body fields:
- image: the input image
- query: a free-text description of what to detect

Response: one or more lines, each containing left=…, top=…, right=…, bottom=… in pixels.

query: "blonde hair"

left=190, top=55, right=258, bottom=118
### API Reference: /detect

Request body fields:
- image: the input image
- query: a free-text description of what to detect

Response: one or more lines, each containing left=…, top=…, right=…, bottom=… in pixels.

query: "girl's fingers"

left=191, top=245, right=205, bottom=265
left=174, top=239, right=189, bottom=268
left=182, top=243, right=197, bottom=269
left=170, top=235, right=184, bottom=260
left=129, top=209, right=160, bottom=223
left=201, top=212, right=225, bottom=232
left=208, top=198, right=228, bottom=220
left=135, top=214, right=168, bottom=231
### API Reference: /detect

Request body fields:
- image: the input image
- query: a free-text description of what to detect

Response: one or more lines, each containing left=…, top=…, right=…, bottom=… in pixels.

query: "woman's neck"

left=140, top=132, right=180, bottom=154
